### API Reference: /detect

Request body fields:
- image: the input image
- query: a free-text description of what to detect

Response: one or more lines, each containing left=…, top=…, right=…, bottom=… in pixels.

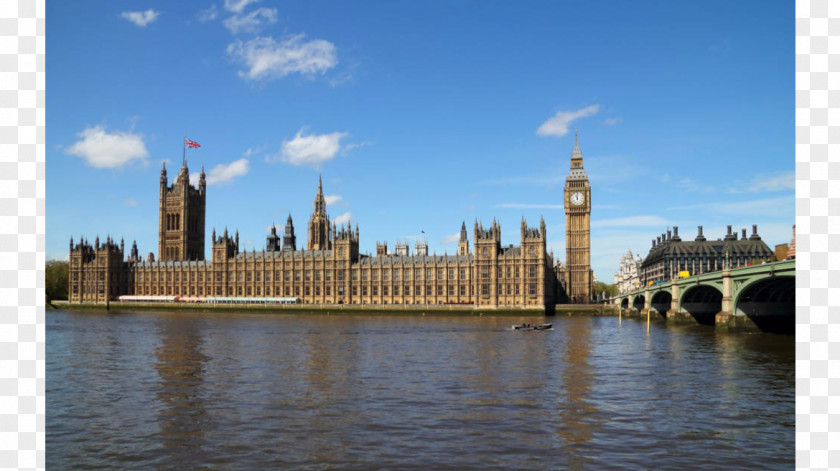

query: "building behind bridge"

left=614, top=250, right=642, bottom=294
left=640, top=225, right=774, bottom=285
left=69, top=164, right=558, bottom=309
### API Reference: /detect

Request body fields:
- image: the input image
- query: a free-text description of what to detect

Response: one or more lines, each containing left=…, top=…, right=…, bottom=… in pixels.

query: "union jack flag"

left=185, top=138, right=201, bottom=149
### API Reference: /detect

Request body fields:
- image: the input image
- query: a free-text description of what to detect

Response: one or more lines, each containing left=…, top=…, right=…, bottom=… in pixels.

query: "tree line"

left=46, top=260, right=68, bottom=301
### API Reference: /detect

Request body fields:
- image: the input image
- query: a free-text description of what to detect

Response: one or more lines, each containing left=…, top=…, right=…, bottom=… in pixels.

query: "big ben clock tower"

left=563, top=131, right=592, bottom=303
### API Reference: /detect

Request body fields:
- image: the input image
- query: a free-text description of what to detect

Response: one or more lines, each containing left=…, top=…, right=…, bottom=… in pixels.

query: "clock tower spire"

left=563, top=131, right=592, bottom=303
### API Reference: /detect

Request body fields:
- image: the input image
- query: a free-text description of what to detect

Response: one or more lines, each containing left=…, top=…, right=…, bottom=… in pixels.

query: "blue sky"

left=47, top=1, right=794, bottom=283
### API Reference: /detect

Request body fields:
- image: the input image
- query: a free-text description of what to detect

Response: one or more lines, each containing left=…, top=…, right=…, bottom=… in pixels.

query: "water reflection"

left=556, top=317, right=597, bottom=469
left=154, top=316, right=212, bottom=465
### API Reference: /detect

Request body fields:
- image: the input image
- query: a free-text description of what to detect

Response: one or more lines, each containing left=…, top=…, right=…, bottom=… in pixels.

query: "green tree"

left=45, top=260, right=69, bottom=301
left=592, top=281, right=619, bottom=298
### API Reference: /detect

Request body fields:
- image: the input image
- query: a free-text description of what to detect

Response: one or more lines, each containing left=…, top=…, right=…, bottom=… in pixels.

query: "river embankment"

left=49, top=300, right=619, bottom=317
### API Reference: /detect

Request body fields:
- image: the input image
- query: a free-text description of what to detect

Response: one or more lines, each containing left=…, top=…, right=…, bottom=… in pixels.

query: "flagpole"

left=182, top=135, right=186, bottom=167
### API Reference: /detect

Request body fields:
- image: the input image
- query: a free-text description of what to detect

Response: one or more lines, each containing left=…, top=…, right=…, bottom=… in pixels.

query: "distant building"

left=774, top=243, right=789, bottom=262
left=788, top=224, right=796, bottom=259
left=640, top=225, right=774, bottom=284
left=414, top=238, right=428, bottom=257
left=613, top=250, right=642, bottom=294
left=394, top=240, right=410, bottom=256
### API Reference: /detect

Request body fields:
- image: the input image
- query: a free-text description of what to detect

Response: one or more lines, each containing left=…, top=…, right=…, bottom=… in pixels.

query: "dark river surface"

left=47, top=310, right=793, bottom=470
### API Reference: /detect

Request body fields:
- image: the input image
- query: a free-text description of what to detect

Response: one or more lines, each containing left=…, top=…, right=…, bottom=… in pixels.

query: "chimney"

left=667, top=229, right=671, bottom=241
left=750, top=224, right=762, bottom=240
left=657, top=236, right=661, bottom=245
left=695, top=225, right=706, bottom=242
left=672, top=226, right=681, bottom=242
left=652, top=239, right=656, bottom=248
left=741, top=228, right=747, bottom=240
left=724, top=225, right=737, bottom=241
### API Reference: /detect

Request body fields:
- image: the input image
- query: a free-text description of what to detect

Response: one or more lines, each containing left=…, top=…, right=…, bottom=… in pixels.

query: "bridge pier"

left=665, top=279, right=694, bottom=324
left=713, top=268, right=760, bottom=333
left=715, top=312, right=762, bottom=333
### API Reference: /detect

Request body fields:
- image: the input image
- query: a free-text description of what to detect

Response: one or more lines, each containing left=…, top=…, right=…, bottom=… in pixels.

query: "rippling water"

left=47, top=310, right=793, bottom=470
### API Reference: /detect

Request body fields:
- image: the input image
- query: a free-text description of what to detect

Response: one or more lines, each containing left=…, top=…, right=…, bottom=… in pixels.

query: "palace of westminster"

left=68, top=138, right=596, bottom=308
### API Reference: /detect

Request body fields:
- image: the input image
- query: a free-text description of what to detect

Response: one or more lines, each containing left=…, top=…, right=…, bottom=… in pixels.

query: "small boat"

left=512, top=323, right=553, bottom=331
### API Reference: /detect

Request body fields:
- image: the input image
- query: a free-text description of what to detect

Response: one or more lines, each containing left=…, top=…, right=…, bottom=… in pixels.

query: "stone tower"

left=283, top=214, right=297, bottom=252
left=159, top=162, right=206, bottom=261
left=563, top=131, right=592, bottom=303
left=458, top=221, right=470, bottom=256
left=307, top=175, right=331, bottom=251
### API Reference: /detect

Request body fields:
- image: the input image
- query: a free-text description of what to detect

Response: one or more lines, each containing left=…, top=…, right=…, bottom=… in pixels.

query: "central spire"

left=570, top=129, right=583, bottom=164
left=314, top=173, right=326, bottom=215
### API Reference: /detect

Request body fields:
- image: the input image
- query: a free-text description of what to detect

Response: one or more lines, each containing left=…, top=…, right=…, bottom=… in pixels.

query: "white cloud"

left=334, top=212, right=352, bottom=225
left=198, top=4, right=218, bottom=22
left=227, top=34, right=338, bottom=82
left=591, top=216, right=669, bottom=228
left=604, top=117, right=623, bottom=125
left=66, top=125, right=149, bottom=168
left=208, top=158, right=250, bottom=185
left=120, top=10, right=160, bottom=27
left=275, top=128, right=348, bottom=167
left=495, top=203, right=565, bottom=209
left=441, top=233, right=460, bottom=244
left=224, top=0, right=259, bottom=13
left=325, top=194, right=342, bottom=206
left=223, top=7, right=277, bottom=34
left=536, top=105, right=600, bottom=137
left=124, top=199, right=138, bottom=207
left=190, top=158, right=250, bottom=186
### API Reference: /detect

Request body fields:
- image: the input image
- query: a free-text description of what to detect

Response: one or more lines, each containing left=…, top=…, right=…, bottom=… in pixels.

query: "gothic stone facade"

left=563, top=132, right=593, bottom=303
left=69, top=164, right=556, bottom=309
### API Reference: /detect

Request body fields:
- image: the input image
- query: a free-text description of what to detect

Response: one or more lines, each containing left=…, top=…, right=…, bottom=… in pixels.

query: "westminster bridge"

left=611, top=259, right=795, bottom=334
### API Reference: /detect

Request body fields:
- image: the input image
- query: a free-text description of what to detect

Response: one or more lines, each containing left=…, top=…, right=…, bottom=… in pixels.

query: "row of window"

left=479, top=265, right=539, bottom=279
left=134, top=267, right=486, bottom=283
left=480, top=283, right=537, bottom=296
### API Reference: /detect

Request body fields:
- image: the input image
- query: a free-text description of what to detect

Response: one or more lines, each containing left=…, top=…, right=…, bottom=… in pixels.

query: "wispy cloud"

left=667, top=196, right=794, bottom=218
left=334, top=212, right=352, bottom=225
left=124, top=199, right=138, bottom=207
left=441, top=232, right=460, bottom=244
left=604, top=117, right=622, bottom=125
left=728, top=171, right=794, bottom=194
left=591, top=216, right=669, bottom=228
left=66, top=125, right=149, bottom=168
left=342, top=141, right=372, bottom=155
left=227, top=34, right=338, bottom=82
left=190, top=158, right=250, bottom=185
left=678, top=178, right=716, bottom=193
left=325, top=194, right=342, bottom=206
left=495, top=203, right=565, bottom=209
left=223, top=7, right=277, bottom=34
left=272, top=128, right=348, bottom=167
left=536, top=105, right=600, bottom=138
left=242, top=147, right=260, bottom=157
left=224, top=0, right=259, bottom=13
left=198, top=4, right=218, bottom=22
left=120, top=10, right=160, bottom=27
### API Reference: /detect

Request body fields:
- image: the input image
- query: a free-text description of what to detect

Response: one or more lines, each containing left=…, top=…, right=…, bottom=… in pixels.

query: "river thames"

left=47, top=310, right=793, bottom=470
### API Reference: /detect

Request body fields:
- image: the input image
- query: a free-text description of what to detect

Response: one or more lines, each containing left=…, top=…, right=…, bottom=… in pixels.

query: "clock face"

left=570, top=191, right=585, bottom=206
